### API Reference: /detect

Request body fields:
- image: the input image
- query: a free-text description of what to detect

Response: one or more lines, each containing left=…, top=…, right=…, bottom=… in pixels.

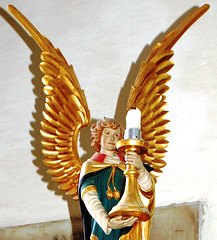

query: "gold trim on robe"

left=81, top=185, right=97, bottom=201
left=90, top=234, right=99, bottom=240
left=80, top=159, right=126, bottom=180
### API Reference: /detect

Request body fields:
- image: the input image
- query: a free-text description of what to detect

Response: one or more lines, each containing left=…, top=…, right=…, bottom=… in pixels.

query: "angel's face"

left=100, top=127, right=121, bottom=155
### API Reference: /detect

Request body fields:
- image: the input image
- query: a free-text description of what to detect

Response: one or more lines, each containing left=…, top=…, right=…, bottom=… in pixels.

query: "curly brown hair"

left=91, top=117, right=124, bottom=152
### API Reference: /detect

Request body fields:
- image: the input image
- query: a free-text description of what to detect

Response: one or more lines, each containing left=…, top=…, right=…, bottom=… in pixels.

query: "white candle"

left=126, top=108, right=141, bottom=129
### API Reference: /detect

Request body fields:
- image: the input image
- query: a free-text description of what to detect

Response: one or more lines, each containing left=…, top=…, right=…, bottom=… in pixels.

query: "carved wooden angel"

left=8, top=4, right=209, bottom=240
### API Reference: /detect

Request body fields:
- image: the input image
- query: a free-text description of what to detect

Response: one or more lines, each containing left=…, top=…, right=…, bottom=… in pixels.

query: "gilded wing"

left=8, top=5, right=90, bottom=200
left=127, top=4, right=209, bottom=178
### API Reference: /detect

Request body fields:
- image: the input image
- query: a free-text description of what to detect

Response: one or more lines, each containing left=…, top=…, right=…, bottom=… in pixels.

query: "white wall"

left=0, top=0, right=216, bottom=239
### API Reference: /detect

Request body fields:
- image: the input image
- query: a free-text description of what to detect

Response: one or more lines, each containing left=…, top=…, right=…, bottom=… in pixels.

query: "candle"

left=124, top=108, right=141, bottom=139
left=126, top=108, right=141, bottom=129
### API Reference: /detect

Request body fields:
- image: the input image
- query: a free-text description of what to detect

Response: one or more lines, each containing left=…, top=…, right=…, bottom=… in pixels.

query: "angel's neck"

left=100, top=149, right=115, bottom=157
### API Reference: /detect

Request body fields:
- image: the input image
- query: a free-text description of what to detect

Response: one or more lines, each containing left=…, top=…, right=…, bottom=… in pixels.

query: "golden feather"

left=8, top=4, right=209, bottom=190
left=8, top=5, right=90, bottom=200
left=127, top=4, right=210, bottom=177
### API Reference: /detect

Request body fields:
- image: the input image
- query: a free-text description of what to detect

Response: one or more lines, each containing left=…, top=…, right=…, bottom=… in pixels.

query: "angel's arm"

left=81, top=180, right=137, bottom=233
left=81, top=188, right=111, bottom=234
left=125, top=152, right=152, bottom=191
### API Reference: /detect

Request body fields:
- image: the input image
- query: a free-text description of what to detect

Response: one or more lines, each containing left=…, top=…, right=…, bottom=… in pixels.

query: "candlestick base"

left=109, top=139, right=151, bottom=221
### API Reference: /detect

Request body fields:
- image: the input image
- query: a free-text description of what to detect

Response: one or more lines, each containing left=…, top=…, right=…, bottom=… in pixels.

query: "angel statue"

left=7, top=4, right=209, bottom=240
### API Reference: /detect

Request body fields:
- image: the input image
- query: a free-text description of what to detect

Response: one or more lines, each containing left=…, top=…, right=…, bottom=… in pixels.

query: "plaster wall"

left=0, top=203, right=200, bottom=240
left=0, top=0, right=216, bottom=239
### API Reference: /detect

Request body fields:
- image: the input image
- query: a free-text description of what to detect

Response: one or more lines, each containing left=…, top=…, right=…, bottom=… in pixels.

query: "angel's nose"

left=109, top=135, right=115, bottom=141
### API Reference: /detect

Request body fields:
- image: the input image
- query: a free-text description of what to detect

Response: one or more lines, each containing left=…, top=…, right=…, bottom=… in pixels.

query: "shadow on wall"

left=0, top=6, right=82, bottom=224
left=114, top=5, right=199, bottom=126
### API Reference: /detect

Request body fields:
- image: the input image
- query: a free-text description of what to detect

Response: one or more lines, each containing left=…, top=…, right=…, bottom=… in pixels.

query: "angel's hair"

left=91, top=117, right=124, bottom=152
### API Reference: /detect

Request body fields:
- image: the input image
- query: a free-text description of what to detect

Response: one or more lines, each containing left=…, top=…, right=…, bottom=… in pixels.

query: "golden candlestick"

left=109, top=139, right=151, bottom=221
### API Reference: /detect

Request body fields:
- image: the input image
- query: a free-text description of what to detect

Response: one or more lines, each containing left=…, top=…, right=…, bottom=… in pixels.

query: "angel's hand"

left=108, top=216, right=138, bottom=229
left=124, top=152, right=145, bottom=171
